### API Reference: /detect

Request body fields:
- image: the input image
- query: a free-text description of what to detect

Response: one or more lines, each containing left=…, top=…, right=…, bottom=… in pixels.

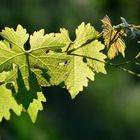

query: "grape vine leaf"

left=0, top=25, right=69, bottom=121
left=0, top=72, right=22, bottom=122
left=101, top=15, right=126, bottom=59
left=57, top=23, right=107, bottom=98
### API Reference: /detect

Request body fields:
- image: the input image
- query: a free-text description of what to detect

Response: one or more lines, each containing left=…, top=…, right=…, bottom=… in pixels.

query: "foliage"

left=0, top=16, right=140, bottom=123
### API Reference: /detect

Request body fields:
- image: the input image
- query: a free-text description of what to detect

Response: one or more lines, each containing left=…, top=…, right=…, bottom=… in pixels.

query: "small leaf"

left=101, top=15, right=126, bottom=59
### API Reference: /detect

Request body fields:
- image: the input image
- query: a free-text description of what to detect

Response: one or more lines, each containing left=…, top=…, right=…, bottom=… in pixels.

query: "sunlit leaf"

left=0, top=25, right=68, bottom=121
left=57, top=23, right=106, bottom=98
left=101, top=15, right=126, bottom=59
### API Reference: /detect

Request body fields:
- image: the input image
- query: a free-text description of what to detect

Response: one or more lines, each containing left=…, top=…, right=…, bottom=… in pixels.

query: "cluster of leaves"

left=0, top=16, right=140, bottom=123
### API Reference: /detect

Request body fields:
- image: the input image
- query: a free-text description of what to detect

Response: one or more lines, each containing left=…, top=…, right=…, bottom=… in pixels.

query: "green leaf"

left=29, top=29, right=70, bottom=85
left=58, top=23, right=106, bottom=98
left=27, top=92, right=46, bottom=123
left=65, top=48, right=94, bottom=98
left=0, top=72, right=22, bottom=122
left=0, top=25, right=68, bottom=109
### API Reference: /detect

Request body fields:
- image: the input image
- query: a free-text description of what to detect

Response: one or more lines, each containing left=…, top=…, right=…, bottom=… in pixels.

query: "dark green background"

left=0, top=0, right=140, bottom=139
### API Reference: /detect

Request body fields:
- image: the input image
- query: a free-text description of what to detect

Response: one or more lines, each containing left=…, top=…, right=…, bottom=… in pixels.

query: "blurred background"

left=0, top=0, right=140, bottom=139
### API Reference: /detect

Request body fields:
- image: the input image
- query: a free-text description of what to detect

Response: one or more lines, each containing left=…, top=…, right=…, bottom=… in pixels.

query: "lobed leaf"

left=101, top=15, right=126, bottom=59
left=0, top=25, right=69, bottom=121
left=57, top=23, right=107, bottom=98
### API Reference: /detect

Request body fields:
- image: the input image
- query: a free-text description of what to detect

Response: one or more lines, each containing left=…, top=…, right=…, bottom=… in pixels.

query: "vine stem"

left=114, top=52, right=140, bottom=66
left=68, top=53, right=140, bottom=77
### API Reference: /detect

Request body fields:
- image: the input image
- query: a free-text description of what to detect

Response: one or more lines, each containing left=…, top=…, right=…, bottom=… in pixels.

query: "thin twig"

left=114, top=52, right=140, bottom=66
left=68, top=53, right=140, bottom=77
